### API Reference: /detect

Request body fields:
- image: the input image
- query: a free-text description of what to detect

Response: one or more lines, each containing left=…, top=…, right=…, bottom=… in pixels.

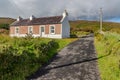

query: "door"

left=40, top=26, right=45, bottom=37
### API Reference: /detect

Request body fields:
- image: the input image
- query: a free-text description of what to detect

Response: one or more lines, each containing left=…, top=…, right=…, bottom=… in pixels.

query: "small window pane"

left=51, top=26, right=54, bottom=29
left=50, top=26, right=55, bottom=34
left=16, top=28, right=19, bottom=34
left=51, top=30, right=54, bottom=33
left=29, top=27, right=33, bottom=34
left=41, top=27, right=44, bottom=32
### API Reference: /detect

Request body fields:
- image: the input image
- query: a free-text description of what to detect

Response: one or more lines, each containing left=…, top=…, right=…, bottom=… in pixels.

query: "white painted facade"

left=10, top=34, right=62, bottom=39
left=10, top=34, right=62, bottom=38
left=61, top=16, right=70, bottom=38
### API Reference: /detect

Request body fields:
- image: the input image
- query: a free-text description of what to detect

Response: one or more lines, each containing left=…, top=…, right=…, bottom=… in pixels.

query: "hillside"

left=0, top=17, right=15, bottom=31
left=70, top=20, right=120, bottom=33
left=0, top=17, right=15, bottom=24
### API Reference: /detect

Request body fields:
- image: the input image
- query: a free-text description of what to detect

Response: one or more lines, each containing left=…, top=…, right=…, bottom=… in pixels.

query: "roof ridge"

left=38, top=15, right=62, bottom=18
left=11, top=15, right=63, bottom=26
left=22, top=15, right=63, bottom=20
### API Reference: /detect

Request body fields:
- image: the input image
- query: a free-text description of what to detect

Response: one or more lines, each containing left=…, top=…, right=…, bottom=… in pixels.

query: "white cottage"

left=10, top=10, right=70, bottom=38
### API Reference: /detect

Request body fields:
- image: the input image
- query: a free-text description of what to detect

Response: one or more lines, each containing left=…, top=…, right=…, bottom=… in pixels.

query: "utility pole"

left=100, top=8, right=103, bottom=33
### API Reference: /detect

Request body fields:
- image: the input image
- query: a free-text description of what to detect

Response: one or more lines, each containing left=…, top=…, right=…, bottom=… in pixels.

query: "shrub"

left=0, top=24, right=9, bottom=30
left=0, top=38, right=59, bottom=80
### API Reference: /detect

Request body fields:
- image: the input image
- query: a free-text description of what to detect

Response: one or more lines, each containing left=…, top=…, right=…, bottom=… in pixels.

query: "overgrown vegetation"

left=0, top=35, right=76, bottom=80
left=95, top=32, right=120, bottom=80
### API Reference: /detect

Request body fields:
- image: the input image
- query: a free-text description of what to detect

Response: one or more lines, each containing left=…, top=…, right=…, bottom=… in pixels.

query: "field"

left=70, top=20, right=120, bottom=33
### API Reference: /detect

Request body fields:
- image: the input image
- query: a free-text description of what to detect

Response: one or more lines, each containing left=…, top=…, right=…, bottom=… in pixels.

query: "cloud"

left=0, top=0, right=120, bottom=21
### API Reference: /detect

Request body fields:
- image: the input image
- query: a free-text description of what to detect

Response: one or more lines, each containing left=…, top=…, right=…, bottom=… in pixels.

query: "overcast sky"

left=0, top=0, right=120, bottom=22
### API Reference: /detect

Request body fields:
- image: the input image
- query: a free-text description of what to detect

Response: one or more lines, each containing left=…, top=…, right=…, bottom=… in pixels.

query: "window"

left=41, top=27, right=44, bottom=32
left=28, top=26, right=33, bottom=34
left=50, top=26, right=55, bottom=34
left=15, top=27, right=19, bottom=34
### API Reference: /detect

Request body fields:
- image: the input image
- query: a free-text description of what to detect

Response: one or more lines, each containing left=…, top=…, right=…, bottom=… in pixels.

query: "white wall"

left=10, top=34, right=62, bottom=38
left=61, top=16, right=70, bottom=38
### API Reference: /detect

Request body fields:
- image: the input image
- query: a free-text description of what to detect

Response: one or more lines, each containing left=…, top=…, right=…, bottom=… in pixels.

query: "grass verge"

left=95, top=32, right=120, bottom=80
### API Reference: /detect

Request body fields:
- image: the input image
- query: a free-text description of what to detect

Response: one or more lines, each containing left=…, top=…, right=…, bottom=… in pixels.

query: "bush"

left=0, top=24, right=9, bottom=30
left=0, top=38, right=59, bottom=80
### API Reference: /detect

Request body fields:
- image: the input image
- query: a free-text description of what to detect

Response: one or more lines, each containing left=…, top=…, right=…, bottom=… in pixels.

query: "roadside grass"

left=55, top=38, right=78, bottom=50
left=70, top=31, right=90, bottom=38
left=0, top=35, right=77, bottom=80
left=95, top=32, right=120, bottom=80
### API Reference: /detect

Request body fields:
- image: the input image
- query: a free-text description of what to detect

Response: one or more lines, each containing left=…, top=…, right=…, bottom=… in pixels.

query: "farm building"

left=10, top=10, right=70, bottom=38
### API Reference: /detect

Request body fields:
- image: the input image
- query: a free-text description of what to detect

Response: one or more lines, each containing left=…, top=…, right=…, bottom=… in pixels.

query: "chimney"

left=30, top=15, right=35, bottom=21
left=17, top=16, right=22, bottom=21
left=61, top=10, right=68, bottom=22
left=62, top=10, right=68, bottom=18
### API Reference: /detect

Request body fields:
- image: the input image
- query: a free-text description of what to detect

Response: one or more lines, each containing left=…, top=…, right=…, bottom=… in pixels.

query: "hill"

left=0, top=17, right=15, bottom=30
left=70, top=20, right=120, bottom=33
left=0, top=17, right=15, bottom=24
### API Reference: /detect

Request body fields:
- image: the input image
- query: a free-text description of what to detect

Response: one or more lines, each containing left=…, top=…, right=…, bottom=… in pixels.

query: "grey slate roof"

left=11, top=16, right=63, bottom=26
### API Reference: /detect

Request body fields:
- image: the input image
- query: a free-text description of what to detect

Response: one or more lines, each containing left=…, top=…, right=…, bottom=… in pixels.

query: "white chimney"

left=17, top=16, right=22, bottom=21
left=61, top=10, right=68, bottom=22
left=30, top=15, right=35, bottom=21
left=62, top=10, right=68, bottom=18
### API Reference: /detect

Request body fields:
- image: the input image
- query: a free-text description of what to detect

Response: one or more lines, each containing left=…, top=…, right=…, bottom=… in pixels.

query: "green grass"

left=95, top=32, right=120, bottom=80
left=55, top=38, right=78, bottom=50
left=0, top=35, right=77, bottom=80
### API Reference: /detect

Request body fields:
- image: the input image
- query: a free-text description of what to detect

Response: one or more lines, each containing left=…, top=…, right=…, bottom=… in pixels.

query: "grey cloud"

left=0, top=0, right=120, bottom=21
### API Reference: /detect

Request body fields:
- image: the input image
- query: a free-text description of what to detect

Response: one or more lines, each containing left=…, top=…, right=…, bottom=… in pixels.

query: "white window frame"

left=15, top=27, right=19, bottom=34
left=49, top=25, right=55, bottom=34
left=28, top=26, right=33, bottom=34
left=40, top=25, right=45, bottom=34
